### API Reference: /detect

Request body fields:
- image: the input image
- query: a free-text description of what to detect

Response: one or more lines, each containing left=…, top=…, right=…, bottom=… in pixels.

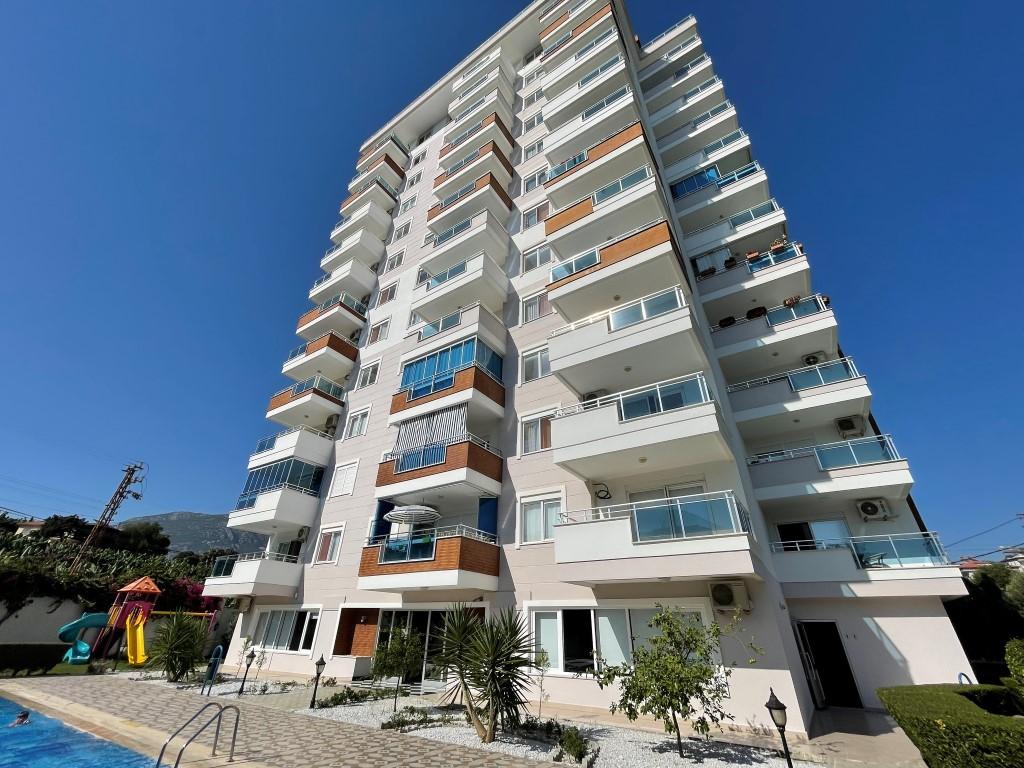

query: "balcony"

left=355, top=133, right=409, bottom=175
left=682, top=198, right=787, bottom=257
left=543, top=25, right=620, bottom=102
left=448, top=64, right=514, bottom=119
left=544, top=121, right=648, bottom=209
left=550, top=373, right=728, bottom=479
left=443, top=90, right=514, bottom=149
left=357, top=525, right=499, bottom=592
left=226, top=485, right=320, bottom=535
left=728, top=358, right=870, bottom=440
left=406, top=302, right=507, bottom=355
left=552, top=489, right=755, bottom=585
left=433, top=141, right=513, bottom=198
left=203, top=551, right=302, bottom=598
left=296, top=291, right=367, bottom=341
left=543, top=85, right=638, bottom=163
left=544, top=165, right=663, bottom=257
left=546, top=221, right=680, bottom=320
left=348, top=153, right=404, bottom=195
left=426, top=173, right=513, bottom=232
left=649, top=76, right=726, bottom=140
left=452, top=48, right=504, bottom=93
left=544, top=53, right=628, bottom=132
left=422, top=208, right=510, bottom=275
left=549, top=285, right=700, bottom=394
left=247, top=425, right=333, bottom=471
left=675, top=164, right=770, bottom=233
left=644, top=45, right=712, bottom=113
left=540, top=0, right=606, bottom=49
left=375, top=434, right=503, bottom=503
left=282, top=332, right=358, bottom=382
left=389, top=362, right=505, bottom=427
left=438, top=113, right=514, bottom=167
left=747, top=435, right=913, bottom=504
left=770, top=532, right=965, bottom=599
left=694, top=242, right=811, bottom=319
left=411, top=251, right=509, bottom=319
left=664, top=127, right=752, bottom=194
left=657, top=100, right=738, bottom=168
left=638, top=14, right=698, bottom=75
left=330, top=200, right=392, bottom=244
left=309, top=257, right=376, bottom=304
left=266, top=375, right=345, bottom=428
left=340, top=176, right=399, bottom=216
left=322, top=228, right=386, bottom=271
left=711, top=294, right=837, bottom=381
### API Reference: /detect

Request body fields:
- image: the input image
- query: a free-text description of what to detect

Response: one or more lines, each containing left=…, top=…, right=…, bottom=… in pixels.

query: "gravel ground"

left=306, top=698, right=817, bottom=768
left=120, top=670, right=303, bottom=698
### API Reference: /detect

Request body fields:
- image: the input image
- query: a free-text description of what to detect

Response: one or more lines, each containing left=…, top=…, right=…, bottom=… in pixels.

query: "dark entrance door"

left=795, top=621, right=862, bottom=708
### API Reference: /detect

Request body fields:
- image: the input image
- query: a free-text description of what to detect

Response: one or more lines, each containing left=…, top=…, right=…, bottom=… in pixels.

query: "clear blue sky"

left=0, top=1, right=1021, bottom=560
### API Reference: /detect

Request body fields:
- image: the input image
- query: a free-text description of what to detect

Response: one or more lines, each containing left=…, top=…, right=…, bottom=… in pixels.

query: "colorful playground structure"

left=57, top=576, right=218, bottom=665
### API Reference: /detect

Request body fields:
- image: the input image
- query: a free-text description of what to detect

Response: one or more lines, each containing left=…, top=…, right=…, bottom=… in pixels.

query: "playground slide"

left=57, top=612, right=109, bottom=664
left=126, top=611, right=148, bottom=665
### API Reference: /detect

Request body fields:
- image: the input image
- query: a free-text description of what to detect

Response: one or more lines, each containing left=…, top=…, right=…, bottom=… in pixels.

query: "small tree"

left=437, top=604, right=488, bottom=739
left=1007, top=638, right=1024, bottom=686
left=148, top=611, right=207, bottom=682
left=535, top=648, right=550, bottom=717
left=593, top=604, right=758, bottom=758
left=372, top=626, right=424, bottom=712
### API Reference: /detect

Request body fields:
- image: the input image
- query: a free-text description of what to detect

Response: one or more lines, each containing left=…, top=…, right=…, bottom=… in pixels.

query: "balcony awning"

left=384, top=505, right=442, bottom=524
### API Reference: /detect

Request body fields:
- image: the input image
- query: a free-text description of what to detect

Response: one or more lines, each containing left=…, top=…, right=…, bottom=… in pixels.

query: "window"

left=521, top=291, right=551, bottom=324
left=523, top=111, right=544, bottom=133
left=328, top=461, right=358, bottom=497
left=405, top=171, right=421, bottom=190
left=355, top=361, right=379, bottom=389
left=524, top=88, right=544, bottom=107
left=314, top=526, right=344, bottom=564
left=236, top=458, right=324, bottom=510
left=392, top=221, right=410, bottom=242
left=368, top=318, right=390, bottom=344
left=520, top=495, right=561, bottom=542
left=522, top=244, right=552, bottom=273
left=521, top=412, right=553, bottom=453
left=522, top=202, right=549, bottom=230
left=411, top=152, right=425, bottom=167
left=523, top=139, right=544, bottom=161
left=523, top=67, right=545, bottom=86
left=522, top=169, right=547, bottom=195
left=343, top=408, right=369, bottom=439
left=377, top=282, right=397, bottom=305
left=670, top=167, right=721, bottom=199
left=522, top=347, right=550, bottom=382
left=422, top=232, right=436, bottom=246
left=522, top=46, right=542, bottom=68
left=253, top=609, right=319, bottom=652
left=382, top=250, right=404, bottom=274
left=775, top=519, right=852, bottom=551
left=399, top=195, right=417, bottom=214
left=400, top=335, right=503, bottom=398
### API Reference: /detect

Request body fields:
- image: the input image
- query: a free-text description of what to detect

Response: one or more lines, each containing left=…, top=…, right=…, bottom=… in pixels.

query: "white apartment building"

left=204, top=1, right=971, bottom=734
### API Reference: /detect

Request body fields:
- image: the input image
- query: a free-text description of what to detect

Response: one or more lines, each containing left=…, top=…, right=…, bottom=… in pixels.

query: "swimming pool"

left=0, top=697, right=150, bottom=768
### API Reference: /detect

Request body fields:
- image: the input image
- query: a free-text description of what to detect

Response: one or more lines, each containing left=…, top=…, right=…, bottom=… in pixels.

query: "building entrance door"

left=794, top=621, right=862, bottom=708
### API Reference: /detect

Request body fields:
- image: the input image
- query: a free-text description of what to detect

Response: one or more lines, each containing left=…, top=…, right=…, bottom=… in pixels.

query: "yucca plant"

left=437, top=603, right=487, bottom=739
left=147, top=610, right=207, bottom=681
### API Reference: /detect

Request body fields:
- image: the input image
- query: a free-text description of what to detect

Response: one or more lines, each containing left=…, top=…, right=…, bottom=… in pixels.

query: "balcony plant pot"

left=698, top=266, right=716, bottom=279
left=717, top=315, right=736, bottom=328
left=821, top=294, right=831, bottom=307
left=723, top=256, right=737, bottom=269
left=746, top=250, right=760, bottom=260
left=770, top=238, right=787, bottom=253
left=783, top=295, right=801, bottom=308
left=746, top=306, right=767, bottom=320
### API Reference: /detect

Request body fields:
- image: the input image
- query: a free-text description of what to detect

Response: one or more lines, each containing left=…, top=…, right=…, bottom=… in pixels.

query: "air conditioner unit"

left=835, top=415, right=865, bottom=439
left=803, top=351, right=827, bottom=366
left=325, top=414, right=341, bottom=436
left=709, top=581, right=751, bottom=612
left=857, top=498, right=893, bottom=522
left=296, top=526, right=310, bottom=542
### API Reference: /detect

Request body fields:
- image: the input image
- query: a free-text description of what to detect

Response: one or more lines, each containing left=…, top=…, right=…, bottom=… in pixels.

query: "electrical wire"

left=946, top=514, right=1024, bottom=548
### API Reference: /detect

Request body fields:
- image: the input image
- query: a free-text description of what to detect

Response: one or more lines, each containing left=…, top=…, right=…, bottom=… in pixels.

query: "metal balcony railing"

left=251, top=425, right=333, bottom=457
left=770, top=532, right=949, bottom=569
left=555, top=372, right=712, bottom=421
left=727, top=358, right=860, bottom=394
left=657, top=100, right=733, bottom=148
left=271, top=374, right=345, bottom=404
left=384, top=432, right=500, bottom=474
left=549, top=219, right=662, bottom=282
left=210, top=550, right=299, bottom=578
left=367, top=524, right=498, bottom=565
left=685, top=198, right=780, bottom=238
left=549, top=285, right=686, bottom=337
left=747, top=434, right=901, bottom=471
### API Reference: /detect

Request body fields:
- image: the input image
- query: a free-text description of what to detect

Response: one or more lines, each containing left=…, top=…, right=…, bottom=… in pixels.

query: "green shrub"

left=0, top=644, right=66, bottom=676
left=1006, top=638, right=1024, bottom=686
left=147, top=611, right=207, bottom=682
left=380, top=705, right=453, bottom=732
left=556, top=725, right=590, bottom=763
left=316, top=686, right=392, bottom=708
left=878, top=684, right=1024, bottom=768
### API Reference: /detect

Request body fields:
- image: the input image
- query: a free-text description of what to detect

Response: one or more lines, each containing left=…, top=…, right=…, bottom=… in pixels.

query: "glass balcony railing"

left=547, top=150, right=587, bottom=182
left=314, top=291, right=368, bottom=318
left=715, top=161, right=762, bottom=190
left=234, top=480, right=321, bottom=511
left=272, top=374, right=345, bottom=403
left=727, top=358, right=860, bottom=394
left=210, top=550, right=299, bottom=578
left=747, top=242, right=803, bottom=272
left=437, top=180, right=478, bottom=210
left=419, top=308, right=463, bottom=340
left=549, top=219, right=662, bottom=282
left=285, top=342, right=309, bottom=362
left=641, top=16, right=696, bottom=59
left=702, top=128, right=745, bottom=158
left=770, top=532, right=949, bottom=569
left=348, top=175, right=399, bottom=202
left=574, top=28, right=615, bottom=61
left=556, top=372, right=711, bottom=421
left=748, top=434, right=901, bottom=471
left=444, top=120, right=486, bottom=154
left=418, top=253, right=477, bottom=290
left=765, top=294, right=829, bottom=326
left=671, top=156, right=755, bottom=201
left=578, top=54, right=622, bottom=89
left=551, top=285, right=685, bottom=337
left=657, top=100, right=732, bottom=148
left=311, top=272, right=333, bottom=290
left=251, top=425, right=333, bottom=457
left=581, top=84, right=630, bottom=121
left=443, top=148, right=481, bottom=179
left=593, top=164, right=651, bottom=204
left=453, top=95, right=488, bottom=124
left=433, top=213, right=476, bottom=247
left=369, top=524, right=498, bottom=564
left=359, top=132, right=409, bottom=160
left=668, top=51, right=709, bottom=84
left=559, top=489, right=749, bottom=544
left=686, top=198, right=780, bottom=238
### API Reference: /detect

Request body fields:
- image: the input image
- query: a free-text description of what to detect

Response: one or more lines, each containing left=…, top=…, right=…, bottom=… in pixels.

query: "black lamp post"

left=309, top=655, right=327, bottom=709
left=765, top=688, right=794, bottom=768
left=238, top=649, right=256, bottom=696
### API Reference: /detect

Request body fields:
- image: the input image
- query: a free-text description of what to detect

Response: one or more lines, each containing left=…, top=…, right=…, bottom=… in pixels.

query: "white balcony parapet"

left=554, top=371, right=712, bottom=420
left=250, top=425, right=332, bottom=458
left=209, top=550, right=298, bottom=577
left=640, top=15, right=696, bottom=60
left=747, top=434, right=901, bottom=471
left=657, top=100, right=733, bottom=149
left=711, top=293, right=829, bottom=332
left=649, top=76, right=721, bottom=124
left=727, top=358, right=860, bottom=393
left=645, top=50, right=710, bottom=101
left=549, top=217, right=662, bottom=283
left=558, top=489, right=749, bottom=543
left=769, top=531, right=949, bottom=568
left=550, top=285, right=686, bottom=338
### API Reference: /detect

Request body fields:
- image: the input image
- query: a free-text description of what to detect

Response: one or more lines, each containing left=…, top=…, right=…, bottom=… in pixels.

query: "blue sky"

left=0, top=1, right=1021, bottom=560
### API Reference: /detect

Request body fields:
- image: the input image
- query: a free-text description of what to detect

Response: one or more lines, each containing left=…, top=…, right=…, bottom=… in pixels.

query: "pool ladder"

left=155, top=701, right=240, bottom=767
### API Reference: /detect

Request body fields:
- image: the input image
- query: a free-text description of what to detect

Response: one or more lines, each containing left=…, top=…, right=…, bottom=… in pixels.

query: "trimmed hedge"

left=878, top=684, right=1024, bottom=768
left=0, top=644, right=67, bottom=676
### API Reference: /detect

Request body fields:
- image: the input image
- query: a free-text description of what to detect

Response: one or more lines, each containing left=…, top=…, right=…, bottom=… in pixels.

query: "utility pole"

left=68, top=463, right=145, bottom=574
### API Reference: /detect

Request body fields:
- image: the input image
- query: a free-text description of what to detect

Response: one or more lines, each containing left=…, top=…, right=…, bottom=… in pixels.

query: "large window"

left=521, top=291, right=551, bottom=324
left=314, top=526, right=344, bottom=564
left=522, top=202, right=549, bottom=229
left=343, top=408, right=369, bottom=439
left=236, top=458, right=323, bottom=509
left=355, top=361, right=379, bottom=389
left=521, top=412, right=553, bottom=454
left=522, top=347, right=550, bottom=382
left=399, top=336, right=503, bottom=398
left=520, top=494, right=561, bottom=543
left=252, top=608, right=319, bottom=652
left=522, top=244, right=552, bottom=273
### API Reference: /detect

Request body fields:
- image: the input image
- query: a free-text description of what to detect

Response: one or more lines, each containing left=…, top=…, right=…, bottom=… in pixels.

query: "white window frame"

left=355, top=359, right=380, bottom=389
left=522, top=244, right=552, bottom=274
left=524, top=88, right=544, bottom=107
left=328, top=460, right=360, bottom=498
left=523, top=67, right=544, bottom=86
left=392, top=221, right=411, bottom=242
left=343, top=407, right=371, bottom=440
left=411, top=152, right=425, bottom=167
left=405, top=171, right=421, bottom=190
left=523, top=139, right=544, bottom=161
left=521, top=345, right=551, bottom=383
left=422, top=231, right=436, bottom=246
left=399, top=195, right=417, bottom=214
left=521, top=290, right=551, bottom=325
left=522, top=202, right=548, bottom=230
left=520, top=407, right=556, bottom=455
left=517, top=487, right=565, bottom=545
left=523, top=111, right=544, bottom=133
left=522, top=168, right=547, bottom=196
left=367, top=318, right=390, bottom=345
left=377, top=282, right=398, bottom=306
left=313, top=524, right=345, bottom=565
left=382, top=250, right=404, bottom=274
left=250, top=605, right=323, bottom=656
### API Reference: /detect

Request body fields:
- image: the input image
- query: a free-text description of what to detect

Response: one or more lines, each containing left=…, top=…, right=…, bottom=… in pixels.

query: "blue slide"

left=57, top=612, right=109, bottom=664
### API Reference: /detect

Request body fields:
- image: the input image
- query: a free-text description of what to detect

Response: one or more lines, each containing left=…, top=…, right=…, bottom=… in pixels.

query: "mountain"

left=125, top=511, right=266, bottom=554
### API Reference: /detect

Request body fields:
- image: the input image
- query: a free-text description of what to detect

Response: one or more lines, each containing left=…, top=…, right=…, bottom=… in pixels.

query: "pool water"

left=0, top=697, right=150, bottom=768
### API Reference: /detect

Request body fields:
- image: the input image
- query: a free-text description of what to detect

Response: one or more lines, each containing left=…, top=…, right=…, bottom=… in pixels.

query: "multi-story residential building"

left=204, top=0, right=971, bottom=733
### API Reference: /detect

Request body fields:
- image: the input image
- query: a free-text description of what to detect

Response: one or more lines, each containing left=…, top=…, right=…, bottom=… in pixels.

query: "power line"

left=0, top=473, right=107, bottom=506
left=946, top=514, right=1024, bottom=548
left=958, top=540, right=1024, bottom=563
left=68, top=463, right=145, bottom=574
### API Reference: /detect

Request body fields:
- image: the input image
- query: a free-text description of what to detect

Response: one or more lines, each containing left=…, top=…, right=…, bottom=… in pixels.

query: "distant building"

left=13, top=518, right=43, bottom=537
left=957, top=558, right=991, bottom=579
